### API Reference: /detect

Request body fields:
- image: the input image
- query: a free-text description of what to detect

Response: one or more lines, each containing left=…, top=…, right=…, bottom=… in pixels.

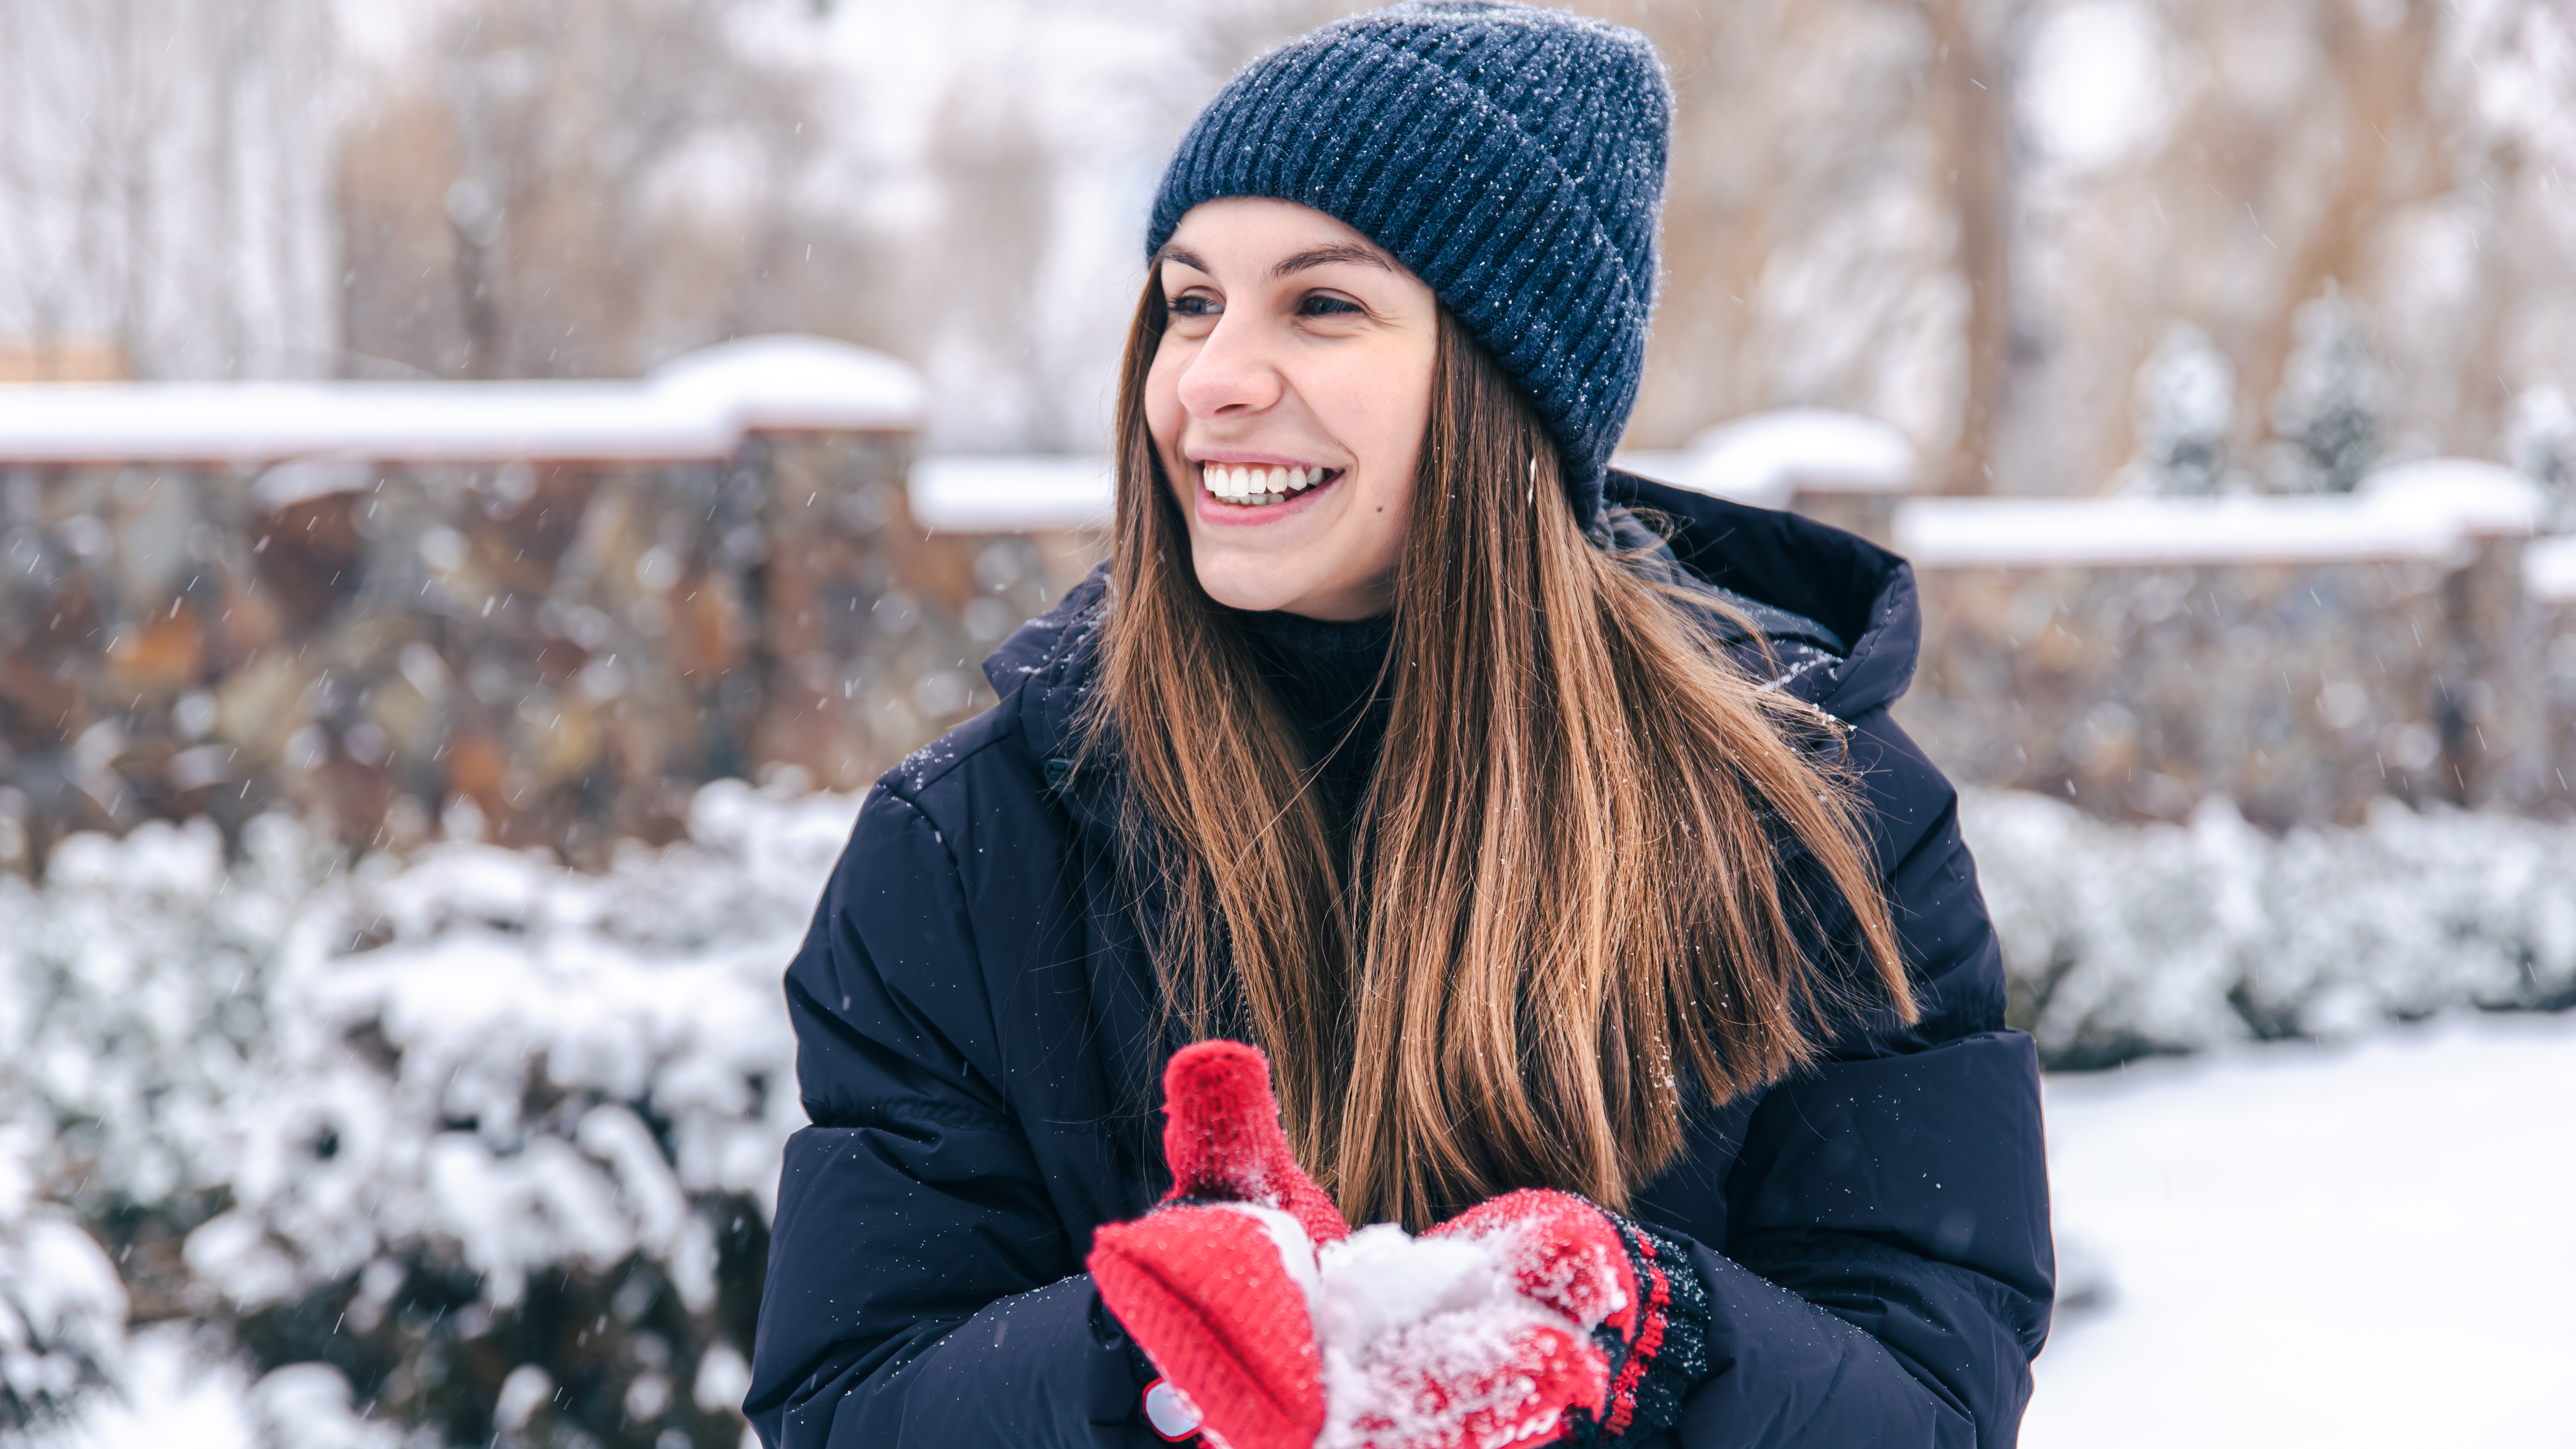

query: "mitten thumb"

left=1162, top=1040, right=1348, bottom=1246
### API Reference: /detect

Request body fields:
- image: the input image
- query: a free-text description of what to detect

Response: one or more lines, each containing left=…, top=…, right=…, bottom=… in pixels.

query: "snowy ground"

left=2026, top=1012, right=2576, bottom=1448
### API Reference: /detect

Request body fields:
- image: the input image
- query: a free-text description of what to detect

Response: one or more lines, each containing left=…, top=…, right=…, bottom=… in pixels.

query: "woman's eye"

left=1298, top=294, right=1363, bottom=317
left=1168, top=294, right=1219, bottom=318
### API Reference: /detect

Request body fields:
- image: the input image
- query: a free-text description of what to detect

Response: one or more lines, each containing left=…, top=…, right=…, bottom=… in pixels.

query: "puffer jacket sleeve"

left=1636, top=710, right=2054, bottom=1449
left=742, top=784, right=1157, bottom=1449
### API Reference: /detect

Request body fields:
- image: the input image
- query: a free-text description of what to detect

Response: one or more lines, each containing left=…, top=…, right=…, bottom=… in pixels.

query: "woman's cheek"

left=1337, top=376, right=1427, bottom=502
left=1142, top=348, right=1179, bottom=438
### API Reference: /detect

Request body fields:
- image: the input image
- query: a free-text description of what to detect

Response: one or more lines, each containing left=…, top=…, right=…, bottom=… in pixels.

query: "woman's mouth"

left=1199, top=461, right=1340, bottom=507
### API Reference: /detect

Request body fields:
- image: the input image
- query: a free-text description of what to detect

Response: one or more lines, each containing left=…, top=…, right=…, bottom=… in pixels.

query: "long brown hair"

left=1091, top=272, right=1913, bottom=1230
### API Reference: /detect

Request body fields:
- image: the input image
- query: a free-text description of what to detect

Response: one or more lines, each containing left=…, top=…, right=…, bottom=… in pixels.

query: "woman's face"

left=1146, top=198, right=1438, bottom=620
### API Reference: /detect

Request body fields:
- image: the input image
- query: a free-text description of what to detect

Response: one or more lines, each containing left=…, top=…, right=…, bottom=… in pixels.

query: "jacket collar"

left=981, top=564, right=1119, bottom=835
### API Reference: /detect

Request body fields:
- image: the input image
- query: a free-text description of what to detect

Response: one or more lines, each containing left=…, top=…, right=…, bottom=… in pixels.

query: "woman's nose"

left=1175, top=314, right=1284, bottom=419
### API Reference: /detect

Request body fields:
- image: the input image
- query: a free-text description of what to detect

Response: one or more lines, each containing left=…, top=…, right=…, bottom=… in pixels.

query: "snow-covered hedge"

left=0, top=779, right=860, bottom=1448
left=1, top=1123, right=125, bottom=1431
left=6, top=781, right=2575, bottom=1442
left=1963, top=789, right=2576, bottom=1066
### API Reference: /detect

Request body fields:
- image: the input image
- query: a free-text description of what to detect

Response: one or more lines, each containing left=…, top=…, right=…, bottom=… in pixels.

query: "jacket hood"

left=1604, top=471, right=1922, bottom=723
left=982, top=470, right=1923, bottom=767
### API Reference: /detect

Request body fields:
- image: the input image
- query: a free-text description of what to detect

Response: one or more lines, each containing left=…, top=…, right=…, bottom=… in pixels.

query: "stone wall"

left=0, top=438, right=1102, bottom=873
left=8, top=441, right=2568, bottom=872
left=1896, top=535, right=2568, bottom=828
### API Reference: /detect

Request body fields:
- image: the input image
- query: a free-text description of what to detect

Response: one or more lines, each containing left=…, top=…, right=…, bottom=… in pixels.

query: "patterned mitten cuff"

left=1576, top=1213, right=1715, bottom=1447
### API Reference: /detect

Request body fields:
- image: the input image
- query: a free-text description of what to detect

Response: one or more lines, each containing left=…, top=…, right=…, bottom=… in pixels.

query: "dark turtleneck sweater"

left=1232, top=607, right=1395, bottom=843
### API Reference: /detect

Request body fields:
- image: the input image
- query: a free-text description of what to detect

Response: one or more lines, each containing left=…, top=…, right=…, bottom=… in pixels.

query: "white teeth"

left=1198, top=462, right=1334, bottom=504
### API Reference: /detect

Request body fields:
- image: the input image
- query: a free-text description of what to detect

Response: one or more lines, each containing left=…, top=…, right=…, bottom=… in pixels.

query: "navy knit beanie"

left=1147, top=0, right=1670, bottom=526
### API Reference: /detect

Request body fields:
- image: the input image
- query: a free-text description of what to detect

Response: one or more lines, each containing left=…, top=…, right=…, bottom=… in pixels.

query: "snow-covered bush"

left=0, top=1124, right=126, bottom=1432
left=2124, top=322, right=2237, bottom=496
left=2263, top=286, right=2389, bottom=494
left=1964, top=788, right=2576, bottom=1067
left=189, top=776, right=847, bottom=1316
left=2, top=814, right=338, bottom=1219
left=2508, top=383, right=2572, bottom=525
left=0, top=779, right=860, bottom=1448
left=11, top=776, right=2576, bottom=1439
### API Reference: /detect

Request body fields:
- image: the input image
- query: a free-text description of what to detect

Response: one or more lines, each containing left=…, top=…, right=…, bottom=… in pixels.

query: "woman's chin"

left=1195, top=569, right=1320, bottom=615
left=1193, top=564, right=1382, bottom=620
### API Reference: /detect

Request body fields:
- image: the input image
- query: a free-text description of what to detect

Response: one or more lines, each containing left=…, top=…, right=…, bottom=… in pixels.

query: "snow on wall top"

left=1678, top=408, right=1917, bottom=504
left=1897, top=460, right=2548, bottom=570
left=910, top=455, right=1114, bottom=532
left=1615, top=408, right=1918, bottom=507
left=0, top=334, right=926, bottom=466
left=643, top=334, right=928, bottom=433
left=2527, top=537, right=2576, bottom=604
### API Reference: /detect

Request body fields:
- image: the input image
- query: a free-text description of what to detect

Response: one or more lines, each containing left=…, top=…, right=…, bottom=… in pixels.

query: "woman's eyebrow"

left=1270, top=243, right=1393, bottom=279
left=1152, top=241, right=1394, bottom=280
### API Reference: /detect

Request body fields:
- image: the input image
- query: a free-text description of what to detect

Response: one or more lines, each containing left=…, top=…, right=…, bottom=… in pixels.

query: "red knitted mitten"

left=1089, top=1041, right=1350, bottom=1449
left=1424, top=1190, right=1713, bottom=1446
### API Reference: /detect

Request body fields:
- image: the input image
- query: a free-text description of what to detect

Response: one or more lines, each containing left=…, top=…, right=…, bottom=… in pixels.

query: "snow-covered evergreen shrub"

left=1964, top=788, right=2576, bottom=1067
left=0, top=811, right=298, bottom=1434
left=2264, top=286, right=2388, bottom=494
left=0, top=780, right=859, bottom=1448
left=2125, top=322, right=2237, bottom=496
left=2508, top=383, right=2572, bottom=525
left=0, top=1125, right=126, bottom=1433
left=1, top=815, right=337, bottom=1217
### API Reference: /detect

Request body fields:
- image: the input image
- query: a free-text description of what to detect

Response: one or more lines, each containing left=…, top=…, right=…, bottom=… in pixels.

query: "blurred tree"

left=913, top=82, right=1064, bottom=447
left=1918, top=0, right=2029, bottom=495
left=1996, top=0, right=2574, bottom=498
left=0, top=0, right=336, bottom=378
left=2231, top=0, right=2442, bottom=442
left=1579, top=0, right=2028, bottom=491
left=337, top=0, right=896, bottom=381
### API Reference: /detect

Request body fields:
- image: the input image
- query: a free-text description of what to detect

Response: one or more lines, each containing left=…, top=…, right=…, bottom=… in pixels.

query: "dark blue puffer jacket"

left=744, top=474, right=2054, bottom=1449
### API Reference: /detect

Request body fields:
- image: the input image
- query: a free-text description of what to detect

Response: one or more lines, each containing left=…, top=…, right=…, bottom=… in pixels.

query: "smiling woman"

left=748, top=6, right=2052, bottom=1449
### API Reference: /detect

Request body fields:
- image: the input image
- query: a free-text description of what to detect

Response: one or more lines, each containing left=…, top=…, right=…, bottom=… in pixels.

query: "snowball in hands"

left=1087, top=1042, right=1613, bottom=1449
left=1301, top=1215, right=1613, bottom=1449
left=1162, top=1202, right=1614, bottom=1449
